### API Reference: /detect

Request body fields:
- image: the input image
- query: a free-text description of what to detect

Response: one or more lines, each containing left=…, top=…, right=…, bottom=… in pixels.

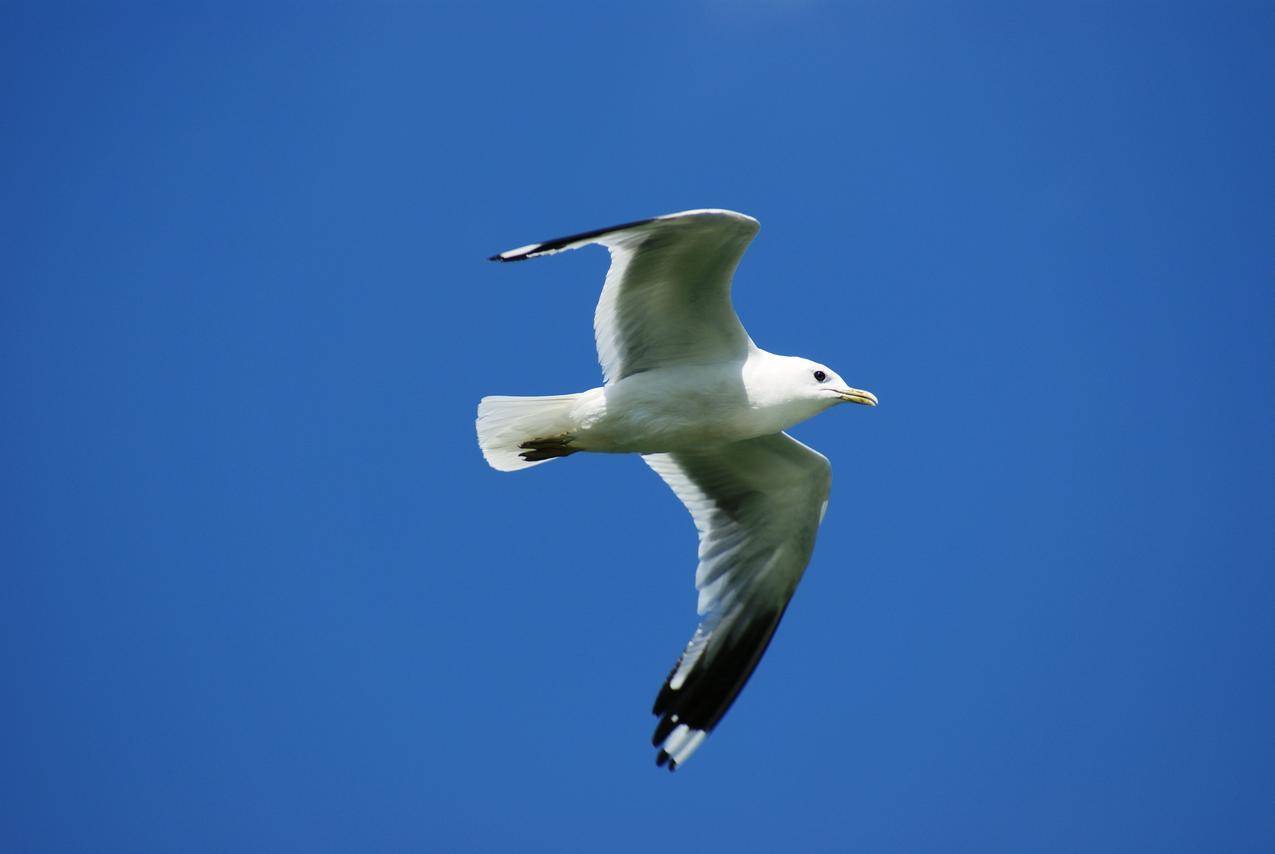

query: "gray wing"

left=490, top=209, right=760, bottom=383
left=642, top=432, right=833, bottom=770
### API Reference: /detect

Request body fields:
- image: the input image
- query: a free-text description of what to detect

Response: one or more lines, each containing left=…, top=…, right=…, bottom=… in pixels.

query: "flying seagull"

left=476, top=209, right=877, bottom=770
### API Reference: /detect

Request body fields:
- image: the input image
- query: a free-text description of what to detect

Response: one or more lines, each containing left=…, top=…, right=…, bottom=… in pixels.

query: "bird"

left=476, top=209, right=877, bottom=771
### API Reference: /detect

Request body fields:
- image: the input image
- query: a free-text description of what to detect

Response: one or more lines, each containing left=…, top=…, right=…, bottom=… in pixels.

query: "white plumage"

left=477, top=209, right=877, bottom=770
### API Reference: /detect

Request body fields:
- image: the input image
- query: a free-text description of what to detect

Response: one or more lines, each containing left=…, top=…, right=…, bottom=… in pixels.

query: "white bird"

left=476, top=209, right=877, bottom=770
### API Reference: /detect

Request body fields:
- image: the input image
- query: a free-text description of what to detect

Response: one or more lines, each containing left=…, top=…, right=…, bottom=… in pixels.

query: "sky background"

left=3, top=3, right=1274, bottom=852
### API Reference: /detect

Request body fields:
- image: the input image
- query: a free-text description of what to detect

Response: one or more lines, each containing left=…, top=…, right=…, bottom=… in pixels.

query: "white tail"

left=476, top=394, right=582, bottom=472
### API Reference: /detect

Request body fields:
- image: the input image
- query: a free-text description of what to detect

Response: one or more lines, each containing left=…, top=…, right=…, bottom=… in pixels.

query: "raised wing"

left=642, top=432, right=832, bottom=770
left=490, top=209, right=760, bottom=383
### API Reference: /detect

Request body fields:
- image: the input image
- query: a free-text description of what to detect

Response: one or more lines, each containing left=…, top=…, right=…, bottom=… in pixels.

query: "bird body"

left=476, top=209, right=877, bottom=770
left=513, top=353, right=847, bottom=456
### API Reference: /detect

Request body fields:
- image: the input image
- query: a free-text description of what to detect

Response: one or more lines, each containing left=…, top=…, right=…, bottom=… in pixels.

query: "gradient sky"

left=4, top=3, right=1274, bottom=853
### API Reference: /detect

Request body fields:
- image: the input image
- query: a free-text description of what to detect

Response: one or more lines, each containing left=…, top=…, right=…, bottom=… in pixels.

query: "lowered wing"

left=642, top=432, right=832, bottom=769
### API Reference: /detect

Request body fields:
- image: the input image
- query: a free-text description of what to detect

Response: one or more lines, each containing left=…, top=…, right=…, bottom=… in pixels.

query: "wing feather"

left=642, top=432, right=832, bottom=769
left=490, top=209, right=760, bottom=382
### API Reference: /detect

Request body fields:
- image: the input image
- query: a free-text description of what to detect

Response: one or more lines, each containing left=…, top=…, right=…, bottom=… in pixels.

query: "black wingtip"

left=487, top=214, right=662, bottom=266
left=655, top=750, right=669, bottom=768
left=652, top=715, right=677, bottom=747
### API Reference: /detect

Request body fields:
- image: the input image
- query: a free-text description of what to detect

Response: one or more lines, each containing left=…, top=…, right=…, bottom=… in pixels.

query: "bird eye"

left=813, top=370, right=827, bottom=382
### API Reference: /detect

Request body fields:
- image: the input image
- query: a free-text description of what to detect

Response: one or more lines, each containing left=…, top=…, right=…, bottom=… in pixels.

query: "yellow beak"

left=836, top=387, right=878, bottom=406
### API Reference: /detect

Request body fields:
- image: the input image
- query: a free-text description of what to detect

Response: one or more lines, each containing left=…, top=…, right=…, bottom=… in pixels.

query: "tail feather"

left=476, top=394, right=582, bottom=472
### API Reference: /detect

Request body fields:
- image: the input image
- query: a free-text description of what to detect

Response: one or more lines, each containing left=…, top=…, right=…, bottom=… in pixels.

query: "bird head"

left=794, top=358, right=878, bottom=409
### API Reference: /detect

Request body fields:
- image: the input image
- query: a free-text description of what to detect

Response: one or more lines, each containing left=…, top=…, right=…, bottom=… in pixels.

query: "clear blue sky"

left=4, top=3, right=1273, bottom=852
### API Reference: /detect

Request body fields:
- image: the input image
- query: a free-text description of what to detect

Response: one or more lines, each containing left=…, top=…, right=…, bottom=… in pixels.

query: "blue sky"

left=3, top=3, right=1274, bottom=852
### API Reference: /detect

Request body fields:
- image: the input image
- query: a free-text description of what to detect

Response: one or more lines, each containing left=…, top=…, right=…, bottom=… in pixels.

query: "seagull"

left=476, top=209, right=877, bottom=770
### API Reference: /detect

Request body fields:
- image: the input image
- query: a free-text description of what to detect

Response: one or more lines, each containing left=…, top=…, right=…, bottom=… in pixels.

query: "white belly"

left=567, top=365, right=804, bottom=454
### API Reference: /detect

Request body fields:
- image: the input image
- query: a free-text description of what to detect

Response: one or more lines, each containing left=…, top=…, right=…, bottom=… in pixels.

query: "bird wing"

left=641, top=432, right=832, bottom=770
left=490, top=209, right=760, bottom=383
